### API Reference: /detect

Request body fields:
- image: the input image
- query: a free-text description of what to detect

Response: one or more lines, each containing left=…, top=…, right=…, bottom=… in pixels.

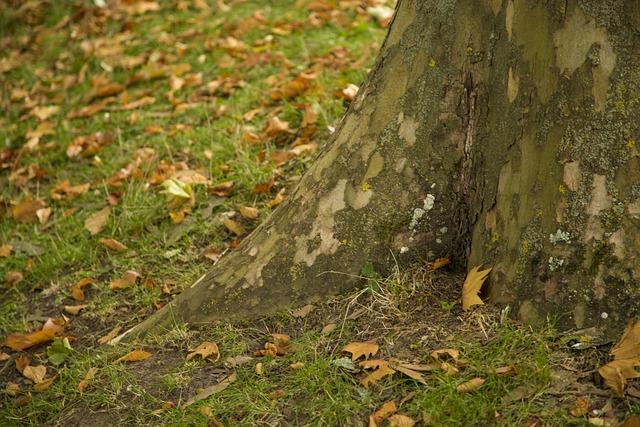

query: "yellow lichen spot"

left=362, top=182, right=370, bottom=192
left=558, top=185, right=565, bottom=194
left=627, top=140, right=636, bottom=150
left=467, top=47, right=473, bottom=53
left=342, top=239, right=347, bottom=245
left=491, top=232, right=500, bottom=243
left=428, top=58, right=436, bottom=67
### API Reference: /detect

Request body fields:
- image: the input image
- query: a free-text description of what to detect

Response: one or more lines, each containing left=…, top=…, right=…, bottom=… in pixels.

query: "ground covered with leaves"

left=2, top=0, right=640, bottom=426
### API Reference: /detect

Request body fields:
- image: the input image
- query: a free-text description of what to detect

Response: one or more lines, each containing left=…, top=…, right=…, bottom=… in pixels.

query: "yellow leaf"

left=98, top=238, right=128, bottom=252
left=2, top=329, right=56, bottom=351
left=84, top=206, right=111, bottom=235
left=109, top=270, right=139, bottom=289
left=0, top=244, right=12, bottom=257
left=291, top=304, right=314, bottom=318
left=456, top=377, right=485, bottom=393
left=461, top=266, right=492, bottom=311
left=342, top=342, right=379, bottom=361
left=69, top=277, right=97, bottom=301
left=187, top=342, right=220, bottom=362
left=64, top=304, right=88, bottom=315
left=12, top=195, right=46, bottom=223
left=115, top=350, right=152, bottom=363
left=239, top=206, right=259, bottom=220
left=221, top=218, right=246, bottom=236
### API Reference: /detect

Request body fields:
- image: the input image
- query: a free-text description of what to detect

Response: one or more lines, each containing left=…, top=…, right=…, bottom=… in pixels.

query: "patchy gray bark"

left=118, top=0, right=640, bottom=341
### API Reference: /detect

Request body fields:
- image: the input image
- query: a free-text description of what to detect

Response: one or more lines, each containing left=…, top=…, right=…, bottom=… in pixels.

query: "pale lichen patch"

left=554, top=5, right=616, bottom=111
left=397, top=112, right=419, bottom=146
left=563, top=161, right=580, bottom=191
left=294, top=180, right=347, bottom=266
left=507, top=67, right=519, bottom=103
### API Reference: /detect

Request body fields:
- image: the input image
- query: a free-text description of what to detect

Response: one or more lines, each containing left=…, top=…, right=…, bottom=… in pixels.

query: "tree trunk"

left=117, top=0, right=640, bottom=340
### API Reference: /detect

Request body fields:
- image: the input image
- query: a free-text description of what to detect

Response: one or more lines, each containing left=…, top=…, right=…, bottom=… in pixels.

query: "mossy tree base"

left=117, top=0, right=640, bottom=341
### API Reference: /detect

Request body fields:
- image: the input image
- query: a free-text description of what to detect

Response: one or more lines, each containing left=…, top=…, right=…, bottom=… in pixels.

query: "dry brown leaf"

left=34, top=374, right=58, bottom=391
left=239, top=206, right=260, bottom=220
left=12, top=195, right=46, bottom=223
left=207, top=181, right=234, bottom=197
left=264, top=116, right=292, bottom=137
left=321, top=323, right=336, bottom=335
left=291, top=304, right=314, bottom=318
left=64, top=304, right=88, bottom=315
left=290, top=362, right=304, bottom=370
left=569, top=396, right=590, bottom=417
left=269, top=389, right=286, bottom=399
left=15, top=355, right=30, bottom=374
left=0, top=244, right=13, bottom=257
left=109, top=270, right=139, bottom=289
left=461, top=266, right=491, bottom=311
left=187, top=342, right=220, bottom=362
left=98, top=238, right=128, bottom=252
left=22, top=365, right=46, bottom=383
left=430, top=348, right=460, bottom=360
left=37, top=207, right=52, bottom=224
left=456, top=377, right=485, bottom=393
left=360, top=359, right=389, bottom=370
left=5, top=383, right=20, bottom=397
left=493, top=365, right=518, bottom=376
left=221, top=218, right=246, bottom=236
left=342, top=342, right=379, bottom=361
left=77, top=367, right=98, bottom=393
left=267, top=188, right=286, bottom=207
left=182, top=372, right=237, bottom=407
left=427, top=257, right=450, bottom=271
left=0, top=352, right=10, bottom=362
left=51, top=180, right=90, bottom=200
left=84, top=206, right=111, bottom=235
left=5, top=271, right=23, bottom=288
left=115, top=350, right=153, bottom=363
left=394, top=364, right=427, bottom=385
left=98, top=326, right=122, bottom=345
left=370, top=400, right=397, bottom=426
left=70, top=277, right=97, bottom=301
left=361, top=362, right=395, bottom=388
left=2, top=329, right=56, bottom=351
left=387, top=414, right=416, bottom=427
left=598, top=320, right=640, bottom=396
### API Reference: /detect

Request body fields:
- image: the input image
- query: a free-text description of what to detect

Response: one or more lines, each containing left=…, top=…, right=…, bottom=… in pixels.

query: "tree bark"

left=117, top=0, right=640, bottom=341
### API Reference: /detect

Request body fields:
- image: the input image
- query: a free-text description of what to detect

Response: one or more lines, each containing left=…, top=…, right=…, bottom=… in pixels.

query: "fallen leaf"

left=342, top=342, right=379, bottom=361
left=207, top=181, right=234, bottom=197
left=290, top=362, right=304, bottom=370
left=370, top=400, right=397, bottom=426
left=12, top=195, right=46, bottom=223
left=109, top=270, right=139, bottom=289
left=267, top=187, right=286, bottom=207
left=239, top=206, right=260, bottom=220
left=264, top=116, right=292, bottom=137
left=2, top=329, right=56, bottom=351
left=98, top=326, right=122, bottom=345
left=115, top=349, right=152, bottom=363
left=569, top=397, right=591, bottom=417
left=64, top=304, right=89, bottom=315
left=430, top=348, right=460, bottom=360
left=221, top=218, right=246, bottom=236
left=22, top=365, right=46, bottom=383
left=78, top=367, right=98, bottom=393
left=599, top=320, right=640, bottom=396
left=321, top=323, right=336, bottom=335
left=85, top=206, right=111, bottom=235
left=34, top=374, right=58, bottom=391
left=456, top=377, right=485, bottom=393
left=387, top=414, right=416, bottom=427
left=361, top=360, right=395, bottom=388
left=0, top=244, right=13, bottom=257
left=187, top=342, right=220, bottom=362
left=98, top=238, right=128, bottom=252
left=269, top=389, right=286, bottom=399
left=291, top=304, right=314, bottom=318
left=183, top=372, right=236, bottom=407
left=427, top=257, right=450, bottom=271
left=394, top=364, right=427, bottom=385
left=15, top=355, right=30, bottom=374
left=5, top=271, right=23, bottom=288
left=461, top=266, right=492, bottom=311
left=70, top=277, right=97, bottom=301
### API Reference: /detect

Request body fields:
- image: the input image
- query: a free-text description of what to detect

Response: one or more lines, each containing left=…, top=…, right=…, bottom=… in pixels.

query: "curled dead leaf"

left=461, top=266, right=491, bottom=311
left=456, top=377, right=485, bottom=393
left=98, top=238, right=128, bottom=252
left=187, top=342, right=220, bottom=362
left=98, top=326, right=122, bottom=345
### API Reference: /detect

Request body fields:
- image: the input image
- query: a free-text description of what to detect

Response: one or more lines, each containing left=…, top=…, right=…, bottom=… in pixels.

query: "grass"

left=0, top=0, right=636, bottom=425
